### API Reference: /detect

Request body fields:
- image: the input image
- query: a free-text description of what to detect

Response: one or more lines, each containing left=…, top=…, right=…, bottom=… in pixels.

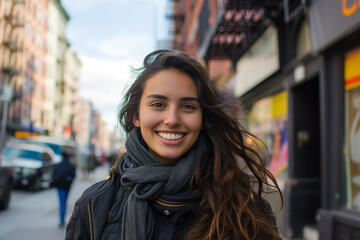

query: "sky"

left=61, top=0, right=169, bottom=131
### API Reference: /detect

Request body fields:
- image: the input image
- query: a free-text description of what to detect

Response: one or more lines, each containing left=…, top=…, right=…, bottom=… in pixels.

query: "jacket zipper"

left=87, top=175, right=115, bottom=240
left=87, top=203, right=93, bottom=240
left=155, top=198, right=192, bottom=207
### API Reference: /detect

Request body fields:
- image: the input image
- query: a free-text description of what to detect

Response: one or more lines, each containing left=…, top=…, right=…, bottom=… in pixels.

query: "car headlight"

left=22, top=168, right=37, bottom=175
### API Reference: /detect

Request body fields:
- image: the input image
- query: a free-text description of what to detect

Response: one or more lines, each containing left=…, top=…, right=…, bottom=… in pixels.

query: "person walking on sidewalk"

left=52, top=147, right=76, bottom=228
left=84, top=150, right=98, bottom=179
left=66, top=49, right=282, bottom=240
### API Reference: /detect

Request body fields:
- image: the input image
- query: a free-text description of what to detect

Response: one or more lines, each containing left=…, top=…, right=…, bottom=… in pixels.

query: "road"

left=0, top=165, right=110, bottom=240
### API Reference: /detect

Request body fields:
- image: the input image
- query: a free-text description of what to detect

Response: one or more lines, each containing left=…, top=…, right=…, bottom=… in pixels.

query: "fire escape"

left=1, top=0, right=25, bottom=124
left=199, top=0, right=283, bottom=63
left=167, top=0, right=185, bottom=51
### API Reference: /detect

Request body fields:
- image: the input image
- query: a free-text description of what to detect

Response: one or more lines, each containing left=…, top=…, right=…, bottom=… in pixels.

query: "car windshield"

left=1, top=147, right=42, bottom=161
left=28, top=141, right=61, bottom=155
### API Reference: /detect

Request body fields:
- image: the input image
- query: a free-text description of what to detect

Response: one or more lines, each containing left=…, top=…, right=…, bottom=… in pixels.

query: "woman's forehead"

left=142, top=69, right=198, bottom=97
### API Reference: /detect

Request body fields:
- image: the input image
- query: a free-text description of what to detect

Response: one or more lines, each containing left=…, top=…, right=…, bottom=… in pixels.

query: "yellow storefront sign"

left=345, top=47, right=360, bottom=90
left=272, top=91, right=288, bottom=118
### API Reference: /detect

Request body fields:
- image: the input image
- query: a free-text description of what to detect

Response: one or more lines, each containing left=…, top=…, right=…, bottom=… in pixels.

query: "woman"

left=66, top=49, right=282, bottom=240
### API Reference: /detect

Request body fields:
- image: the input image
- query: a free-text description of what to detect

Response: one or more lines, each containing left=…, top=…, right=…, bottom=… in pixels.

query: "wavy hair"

left=118, top=49, right=282, bottom=240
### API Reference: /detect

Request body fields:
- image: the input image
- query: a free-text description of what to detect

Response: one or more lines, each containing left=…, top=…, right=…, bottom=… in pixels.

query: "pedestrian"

left=66, top=49, right=282, bottom=240
left=100, top=153, right=107, bottom=165
left=85, top=150, right=98, bottom=179
left=106, top=151, right=120, bottom=170
left=52, top=147, right=76, bottom=228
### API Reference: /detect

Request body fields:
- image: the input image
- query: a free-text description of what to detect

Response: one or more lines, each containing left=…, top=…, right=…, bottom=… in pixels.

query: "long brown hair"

left=118, top=49, right=282, bottom=240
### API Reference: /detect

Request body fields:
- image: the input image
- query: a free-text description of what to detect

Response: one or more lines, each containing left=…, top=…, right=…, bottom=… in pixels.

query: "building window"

left=47, top=18, right=51, bottom=32
left=36, top=34, right=42, bottom=48
left=3, top=0, right=7, bottom=13
left=35, top=58, right=41, bottom=73
left=37, top=10, right=43, bottom=25
left=344, top=47, right=360, bottom=211
left=24, top=76, right=28, bottom=92
left=25, top=23, right=30, bottom=38
left=296, top=18, right=311, bottom=58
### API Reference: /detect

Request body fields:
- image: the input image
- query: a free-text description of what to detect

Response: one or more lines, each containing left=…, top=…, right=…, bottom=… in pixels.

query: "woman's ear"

left=133, top=113, right=140, bottom=127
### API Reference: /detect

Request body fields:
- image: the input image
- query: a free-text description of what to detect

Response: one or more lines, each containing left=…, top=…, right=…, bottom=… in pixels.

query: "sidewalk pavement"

left=0, top=164, right=110, bottom=240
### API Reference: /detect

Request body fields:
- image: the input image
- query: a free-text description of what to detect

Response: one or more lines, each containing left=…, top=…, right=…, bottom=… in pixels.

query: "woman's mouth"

left=157, top=132, right=185, bottom=140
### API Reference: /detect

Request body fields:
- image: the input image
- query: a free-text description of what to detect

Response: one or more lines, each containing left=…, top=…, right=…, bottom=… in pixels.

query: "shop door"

left=283, top=77, right=321, bottom=238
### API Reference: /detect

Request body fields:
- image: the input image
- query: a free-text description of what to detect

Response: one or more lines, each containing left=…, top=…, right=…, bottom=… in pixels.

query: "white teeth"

left=158, top=132, right=184, bottom=140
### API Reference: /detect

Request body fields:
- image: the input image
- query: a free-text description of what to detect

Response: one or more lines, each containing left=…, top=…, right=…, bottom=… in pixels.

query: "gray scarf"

left=119, top=128, right=205, bottom=240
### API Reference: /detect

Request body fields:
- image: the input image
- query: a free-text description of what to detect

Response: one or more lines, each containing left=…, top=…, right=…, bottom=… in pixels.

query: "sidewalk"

left=0, top=165, right=110, bottom=240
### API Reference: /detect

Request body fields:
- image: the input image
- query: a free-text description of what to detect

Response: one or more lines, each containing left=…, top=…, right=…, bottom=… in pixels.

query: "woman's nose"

left=164, top=108, right=181, bottom=125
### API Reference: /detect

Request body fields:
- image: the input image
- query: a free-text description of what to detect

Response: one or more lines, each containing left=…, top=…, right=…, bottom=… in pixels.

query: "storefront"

left=315, top=41, right=360, bottom=240
left=237, top=1, right=360, bottom=238
left=345, top=47, right=360, bottom=211
left=309, top=0, right=360, bottom=239
left=235, top=6, right=322, bottom=238
left=195, top=0, right=360, bottom=238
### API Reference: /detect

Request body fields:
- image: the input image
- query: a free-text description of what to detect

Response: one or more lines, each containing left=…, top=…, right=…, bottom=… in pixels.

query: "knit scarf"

left=118, top=128, right=205, bottom=240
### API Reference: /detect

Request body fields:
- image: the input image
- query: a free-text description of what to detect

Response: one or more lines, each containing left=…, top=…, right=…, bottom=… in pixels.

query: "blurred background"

left=0, top=0, right=360, bottom=239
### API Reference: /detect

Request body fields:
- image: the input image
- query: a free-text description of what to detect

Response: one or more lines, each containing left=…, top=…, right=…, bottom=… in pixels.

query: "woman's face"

left=133, top=69, right=202, bottom=164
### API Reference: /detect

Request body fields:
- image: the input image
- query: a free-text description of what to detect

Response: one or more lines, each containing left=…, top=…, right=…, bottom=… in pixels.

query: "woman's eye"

left=151, top=102, right=165, bottom=108
left=182, top=104, right=196, bottom=110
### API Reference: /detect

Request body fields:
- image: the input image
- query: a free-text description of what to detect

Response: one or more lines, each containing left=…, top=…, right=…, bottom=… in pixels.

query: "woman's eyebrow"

left=146, top=94, right=199, bottom=102
left=146, top=94, right=168, bottom=100
left=180, top=97, right=199, bottom=102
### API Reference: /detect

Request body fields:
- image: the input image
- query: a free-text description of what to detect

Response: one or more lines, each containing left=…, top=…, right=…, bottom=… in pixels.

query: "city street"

left=0, top=165, right=109, bottom=240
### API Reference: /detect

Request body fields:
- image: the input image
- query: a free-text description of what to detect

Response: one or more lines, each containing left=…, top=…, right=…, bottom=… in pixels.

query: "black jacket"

left=65, top=173, right=197, bottom=240
left=66, top=174, right=121, bottom=240
left=65, top=173, right=278, bottom=240
left=52, top=158, right=76, bottom=190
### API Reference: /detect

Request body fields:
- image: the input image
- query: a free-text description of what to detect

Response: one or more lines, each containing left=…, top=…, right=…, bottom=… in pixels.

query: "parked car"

left=1, top=143, right=56, bottom=190
left=28, top=136, right=78, bottom=165
left=0, top=165, right=14, bottom=210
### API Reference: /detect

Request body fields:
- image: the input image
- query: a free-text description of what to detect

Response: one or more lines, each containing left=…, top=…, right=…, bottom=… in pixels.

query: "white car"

left=27, top=136, right=78, bottom=164
left=1, top=143, right=56, bottom=190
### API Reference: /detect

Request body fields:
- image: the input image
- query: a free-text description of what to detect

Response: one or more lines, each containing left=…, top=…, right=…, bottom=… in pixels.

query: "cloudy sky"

left=61, top=0, right=168, bottom=131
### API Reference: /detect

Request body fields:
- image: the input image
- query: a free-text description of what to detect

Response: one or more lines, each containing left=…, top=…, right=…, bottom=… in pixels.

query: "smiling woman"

left=65, top=49, right=283, bottom=240
left=133, top=69, right=202, bottom=164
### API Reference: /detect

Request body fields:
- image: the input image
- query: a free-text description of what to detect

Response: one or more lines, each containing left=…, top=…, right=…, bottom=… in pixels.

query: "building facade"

left=89, top=109, right=110, bottom=155
left=0, top=0, right=24, bottom=133
left=0, top=0, right=92, bottom=150
left=26, top=0, right=47, bottom=130
left=43, top=0, right=64, bottom=134
left=0, top=0, right=48, bottom=133
left=168, top=0, right=360, bottom=239
left=72, top=97, right=91, bottom=148
left=51, top=0, right=69, bottom=136
left=61, top=45, right=81, bottom=138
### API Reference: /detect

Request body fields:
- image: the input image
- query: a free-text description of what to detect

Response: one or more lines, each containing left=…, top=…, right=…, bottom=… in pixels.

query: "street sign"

left=0, top=85, right=13, bottom=102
